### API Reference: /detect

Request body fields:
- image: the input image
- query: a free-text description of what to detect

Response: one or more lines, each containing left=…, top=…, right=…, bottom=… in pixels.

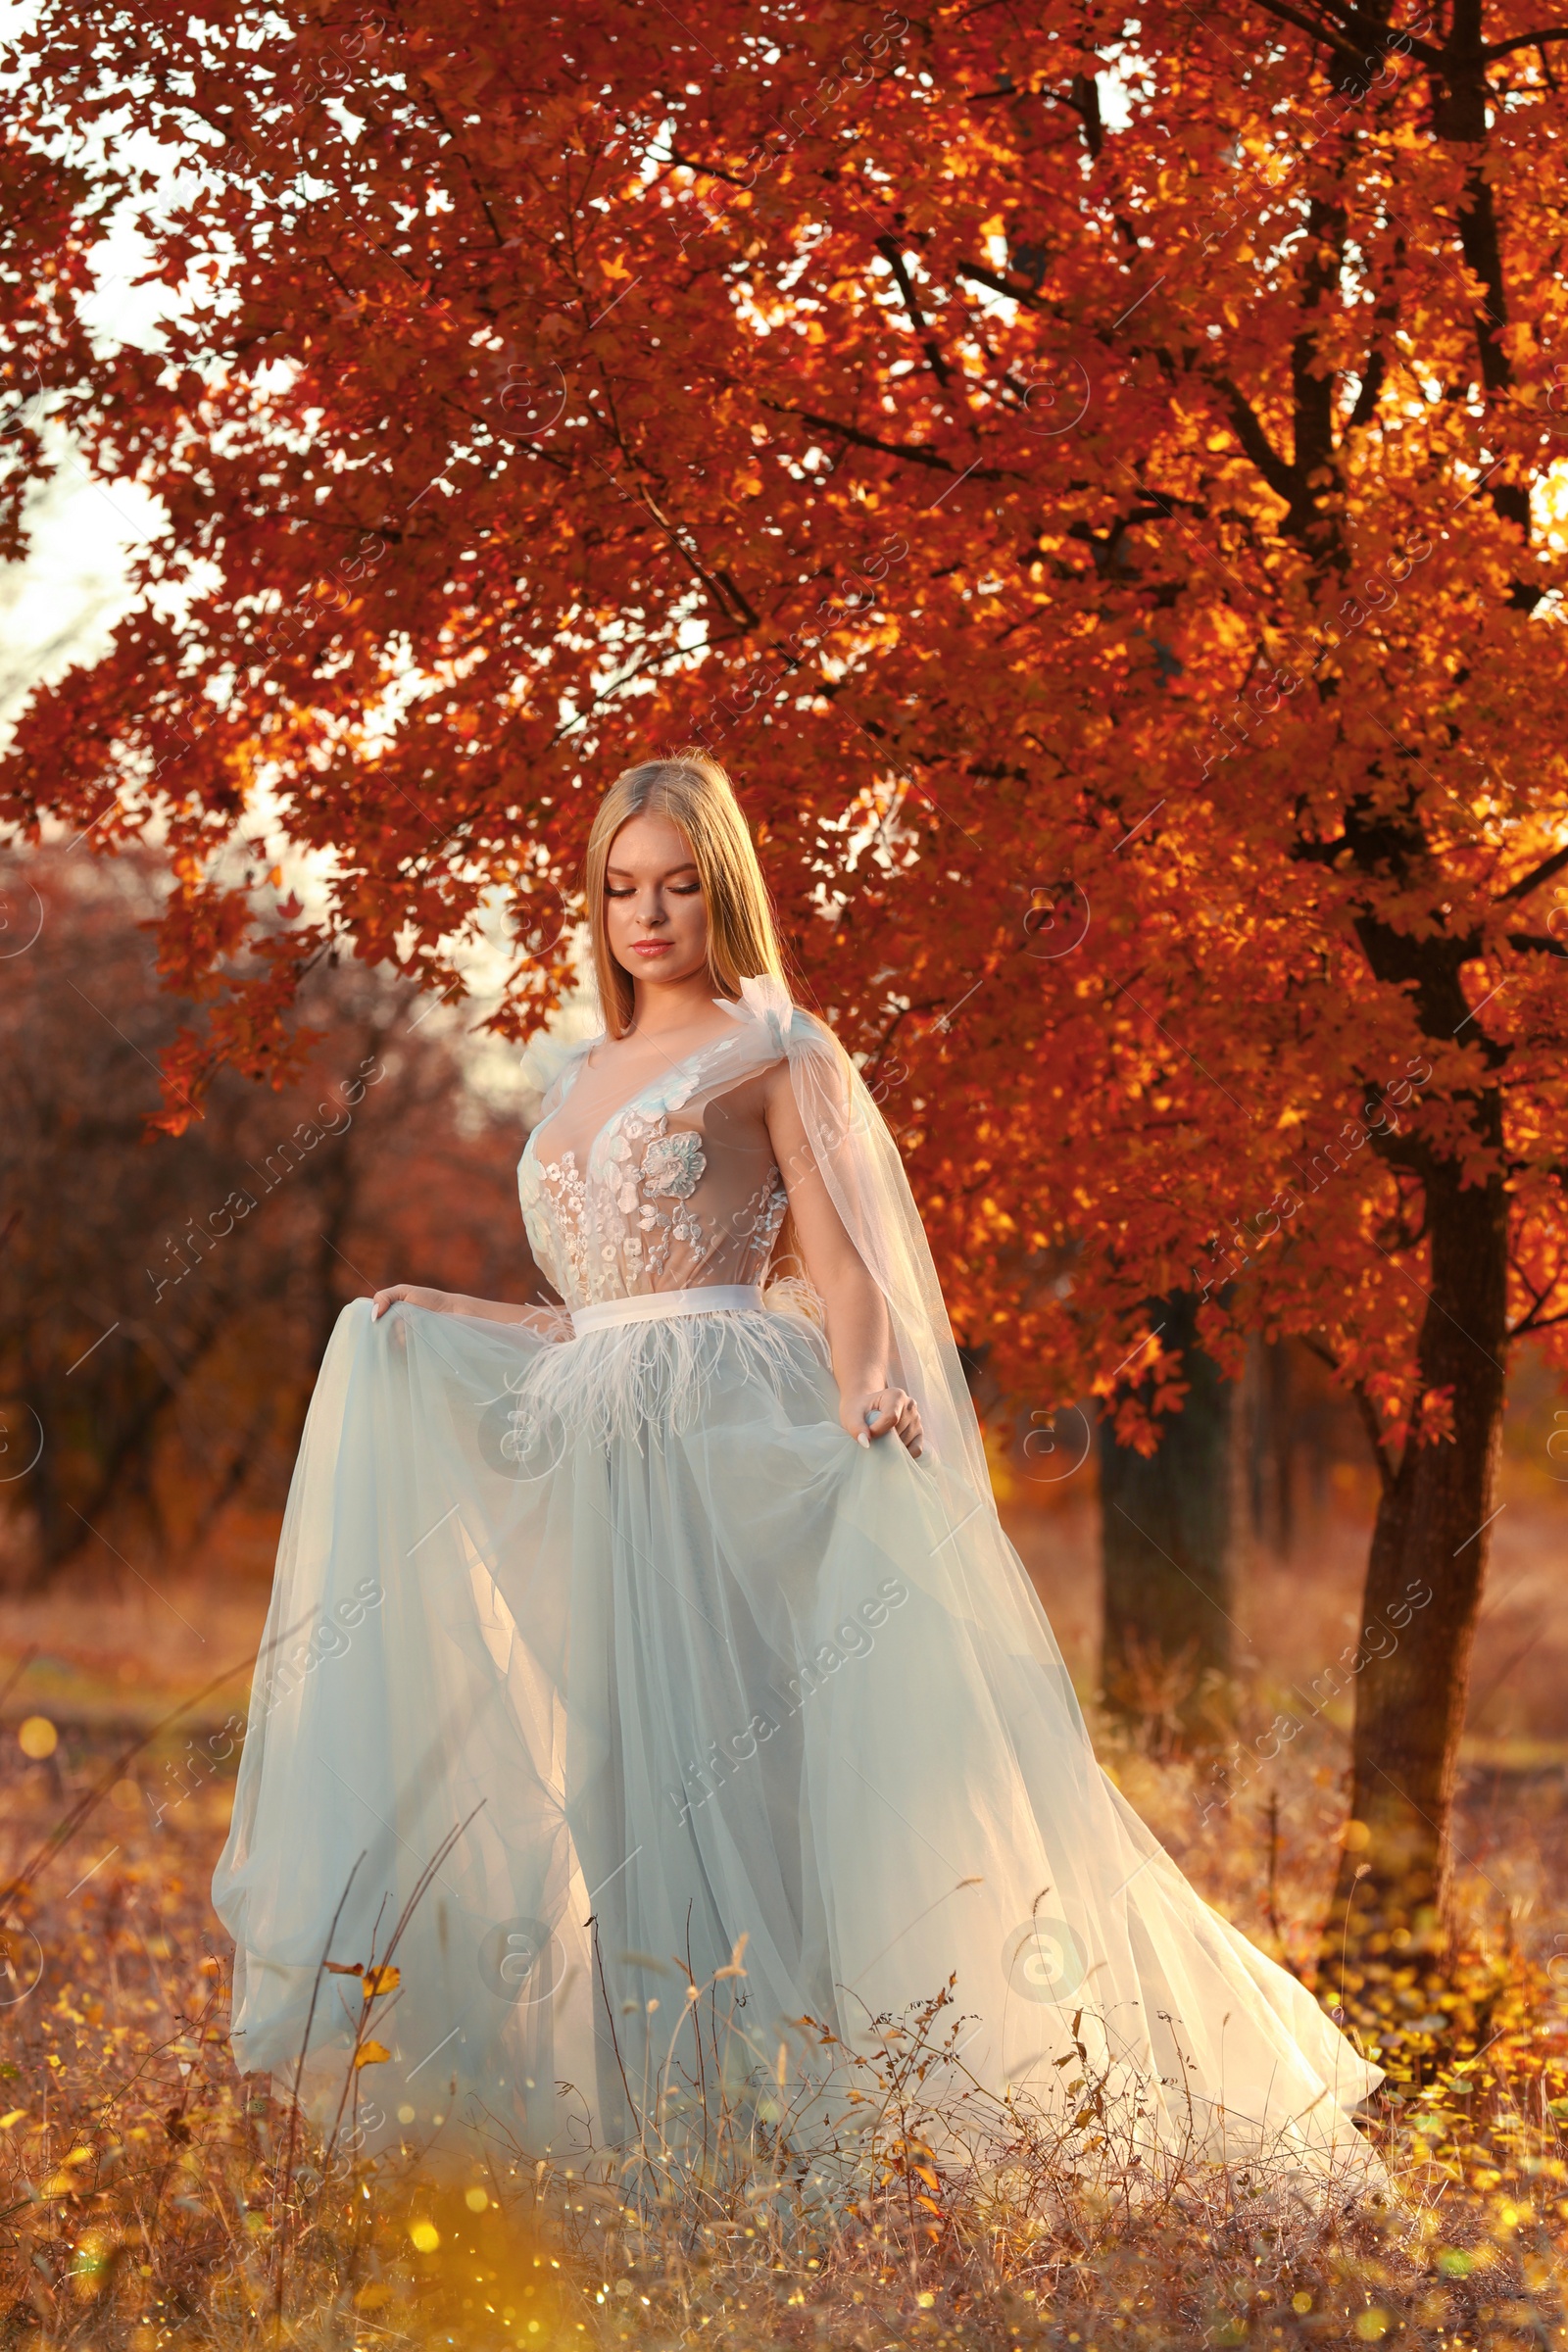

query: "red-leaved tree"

left=4, top=0, right=1568, bottom=1968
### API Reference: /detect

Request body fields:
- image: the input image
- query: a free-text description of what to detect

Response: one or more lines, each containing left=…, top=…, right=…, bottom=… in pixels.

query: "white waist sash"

left=569, top=1285, right=764, bottom=1339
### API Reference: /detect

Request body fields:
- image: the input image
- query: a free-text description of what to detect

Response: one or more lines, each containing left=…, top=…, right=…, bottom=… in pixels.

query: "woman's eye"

left=672, top=883, right=703, bottom=897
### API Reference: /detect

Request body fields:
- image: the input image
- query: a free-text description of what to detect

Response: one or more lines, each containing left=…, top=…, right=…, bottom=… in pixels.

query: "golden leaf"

left=362, top=1965, right=401, bottom=1998
left=354, top=2039, right=391, bottom=2068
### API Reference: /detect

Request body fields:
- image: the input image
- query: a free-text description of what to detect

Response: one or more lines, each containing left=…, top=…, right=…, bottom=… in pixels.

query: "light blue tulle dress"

left=213, top=978, right=1381, bottom=2186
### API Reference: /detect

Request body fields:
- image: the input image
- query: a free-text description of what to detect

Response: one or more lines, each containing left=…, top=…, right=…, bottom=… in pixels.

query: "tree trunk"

left=1100, top=1291, right=1236, bottom=1747
left=1245, top=1336, right=1296, bottom=1560
left=1325, top=1160, right=1508, bottom=1977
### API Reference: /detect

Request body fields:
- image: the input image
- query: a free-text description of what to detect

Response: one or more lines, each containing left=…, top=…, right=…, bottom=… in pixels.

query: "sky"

left=0, top=449, right=160, bottom=730
left=1, top=164, right=175, bottom=731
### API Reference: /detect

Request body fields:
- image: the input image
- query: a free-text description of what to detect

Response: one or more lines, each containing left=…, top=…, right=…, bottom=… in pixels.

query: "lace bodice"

left=516, top=1004, right=790, bottom=1312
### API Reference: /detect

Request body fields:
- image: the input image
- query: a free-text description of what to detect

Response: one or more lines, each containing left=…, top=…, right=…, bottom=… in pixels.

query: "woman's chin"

left=619, top=953, right=706, bottom=983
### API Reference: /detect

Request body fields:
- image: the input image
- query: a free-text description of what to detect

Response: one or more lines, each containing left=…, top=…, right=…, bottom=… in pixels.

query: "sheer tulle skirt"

left=213, top=1298, right=1381, bottom=2186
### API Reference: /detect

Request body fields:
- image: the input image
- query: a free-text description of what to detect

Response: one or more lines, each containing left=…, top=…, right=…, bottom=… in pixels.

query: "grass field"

left=0, top=1483, right=1564, bottom=2349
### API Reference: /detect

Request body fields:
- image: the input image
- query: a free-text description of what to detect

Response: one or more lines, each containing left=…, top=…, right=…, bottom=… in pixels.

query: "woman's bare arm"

left=369, top=1285, right=570, bottom=1340
left=762, top=1064, right=922, bottom=1457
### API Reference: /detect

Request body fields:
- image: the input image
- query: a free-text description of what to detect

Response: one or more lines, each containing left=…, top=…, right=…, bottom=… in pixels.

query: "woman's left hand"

left=370, top=1283, right=454, bottom=1321
left=844, top=1387, right=923, bottom=1459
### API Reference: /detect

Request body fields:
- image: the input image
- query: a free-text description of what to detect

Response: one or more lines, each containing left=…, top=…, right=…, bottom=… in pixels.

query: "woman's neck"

left=621, top=967, right=725, bottom=1041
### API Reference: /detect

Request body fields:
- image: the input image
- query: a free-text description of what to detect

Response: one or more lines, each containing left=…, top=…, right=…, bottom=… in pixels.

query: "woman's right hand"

left=370, top=1283, right=452, bottom=1321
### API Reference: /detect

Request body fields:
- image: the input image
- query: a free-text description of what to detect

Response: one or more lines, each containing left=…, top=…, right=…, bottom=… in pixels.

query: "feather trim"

left=492, top=1294, right=831, bottom=1467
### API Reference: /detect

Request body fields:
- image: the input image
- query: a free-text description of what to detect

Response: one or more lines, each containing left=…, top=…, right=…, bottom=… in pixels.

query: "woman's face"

left=603, top=810, right=711, bottom=991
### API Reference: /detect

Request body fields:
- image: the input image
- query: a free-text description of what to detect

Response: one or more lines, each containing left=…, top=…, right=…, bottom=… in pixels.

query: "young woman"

left=214, top=756, right=1380, bottom=2184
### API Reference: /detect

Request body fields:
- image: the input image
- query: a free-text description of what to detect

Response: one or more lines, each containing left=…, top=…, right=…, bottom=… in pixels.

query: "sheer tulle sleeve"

left=517, top=1029, right=592, bottom=1133
left=729, top=975, right=992, bottom=1497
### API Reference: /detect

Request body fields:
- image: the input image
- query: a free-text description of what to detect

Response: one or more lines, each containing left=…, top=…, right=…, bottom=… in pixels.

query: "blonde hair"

left=585, top=754, right=786, bottom=1037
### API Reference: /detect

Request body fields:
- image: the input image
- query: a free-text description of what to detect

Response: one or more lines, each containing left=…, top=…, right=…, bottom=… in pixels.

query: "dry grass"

left=0, top=1629, right=1565, bottom=2352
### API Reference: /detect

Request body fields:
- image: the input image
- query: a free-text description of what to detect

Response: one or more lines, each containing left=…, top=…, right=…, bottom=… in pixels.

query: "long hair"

left=584, top=754, right=786, bottom=1038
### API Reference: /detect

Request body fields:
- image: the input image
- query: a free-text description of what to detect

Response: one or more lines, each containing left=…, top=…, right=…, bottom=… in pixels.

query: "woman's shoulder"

left=786, top=1003, right=837, bottom=1051
left=725, top=973, right=840, bottom=1058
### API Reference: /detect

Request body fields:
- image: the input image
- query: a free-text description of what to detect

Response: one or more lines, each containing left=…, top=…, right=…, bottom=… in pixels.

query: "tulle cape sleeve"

left=729, top=974, right=992, bottom=1497
left=517, top=1027, right=596, bottom=1131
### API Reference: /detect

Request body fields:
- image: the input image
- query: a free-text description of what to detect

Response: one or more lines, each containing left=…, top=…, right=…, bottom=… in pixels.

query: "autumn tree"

left=0, top=851, right=539, bottom=1584
left=5, top=0, right=1568, bottom=1972
left=1100, top=1291, right=1238, bottom=1743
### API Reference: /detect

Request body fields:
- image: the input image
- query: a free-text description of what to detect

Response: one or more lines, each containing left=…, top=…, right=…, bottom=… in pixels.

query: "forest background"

left=0, top=0, right=1565, bottom=2053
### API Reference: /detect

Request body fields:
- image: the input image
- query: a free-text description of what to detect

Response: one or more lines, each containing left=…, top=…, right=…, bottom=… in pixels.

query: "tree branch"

left=1348, top=1378, right=1401, bottom=1496
left=1246, top=0, right=1442, bottom=71
left=661, top=147, right=757, bottom=190
left=1245, top=0, right=1383, bottom=68
left=758, top=398, right=1010, bottom=480
left=876, top=236, right=955, bottom=388
left=956, top=258, right=1045, bottom=311
left=1212, top=373, right=1300, bottom=507
left=1508, top=1252, right=1568, bottom=1336
left=1484, top=24, right=1568, bottom=57
left=1347, top=337, right=1389, bottom=431
left=1496, top=841, right=1568, bottom=903
left=1299, top=1335, right=1400, bottom=1496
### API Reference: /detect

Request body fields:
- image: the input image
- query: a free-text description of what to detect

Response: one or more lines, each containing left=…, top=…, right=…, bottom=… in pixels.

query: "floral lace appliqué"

left=516, top=1034, right=791, bottom=1308
left=641, top=1129, right=705, bottom=1200
left=611, top=1111, right=706, bottom=1282
left=521, top=1146, right=592, bottom=1301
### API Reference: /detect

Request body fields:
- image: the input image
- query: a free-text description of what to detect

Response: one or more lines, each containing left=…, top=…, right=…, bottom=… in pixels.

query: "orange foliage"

left=0, top=1, right=1561, bottom=1417
left=4, top=0, right=1568, bottom=1908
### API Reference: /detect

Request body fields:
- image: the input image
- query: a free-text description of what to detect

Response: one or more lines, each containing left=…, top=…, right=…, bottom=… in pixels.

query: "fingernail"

left=857, top=1430, right=870, bottom=1447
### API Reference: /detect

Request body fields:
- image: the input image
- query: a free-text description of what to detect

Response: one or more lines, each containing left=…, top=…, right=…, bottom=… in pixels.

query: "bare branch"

left=1300, top=1335, right=1400, bottom=1495
left=876, top=236, right=955, bottom=388
left=1212, top=373, right=1300, bottom=507
left=1484, top=24, right=1568, bottom=57
left=1348, top=1379, right=1401, bottom=1497
left=1496, top=841, right=1568, bottom=904
left=1246, top=0, right=1442, bottom=71
left=956, top=259, right=1044, bottom=311
left=759, top=398, right=1011, bottom=481
left=1510, top=1304, right=1568, bottom=1332
left=660, top=146, right=757, bottom=191
left=1347, top=339, right=1388, bottom=430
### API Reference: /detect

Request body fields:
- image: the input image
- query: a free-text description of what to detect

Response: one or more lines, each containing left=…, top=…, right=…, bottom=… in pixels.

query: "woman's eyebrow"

left=605, top=861, right=701, bottom=881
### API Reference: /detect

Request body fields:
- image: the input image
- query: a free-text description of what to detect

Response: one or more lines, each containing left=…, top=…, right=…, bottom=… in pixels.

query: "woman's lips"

left=632, top=940, right=672, bottom=957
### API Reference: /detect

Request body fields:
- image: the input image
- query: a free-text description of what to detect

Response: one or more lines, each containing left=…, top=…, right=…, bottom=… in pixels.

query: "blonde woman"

left=215, top=756, right=1380, bottom=2188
